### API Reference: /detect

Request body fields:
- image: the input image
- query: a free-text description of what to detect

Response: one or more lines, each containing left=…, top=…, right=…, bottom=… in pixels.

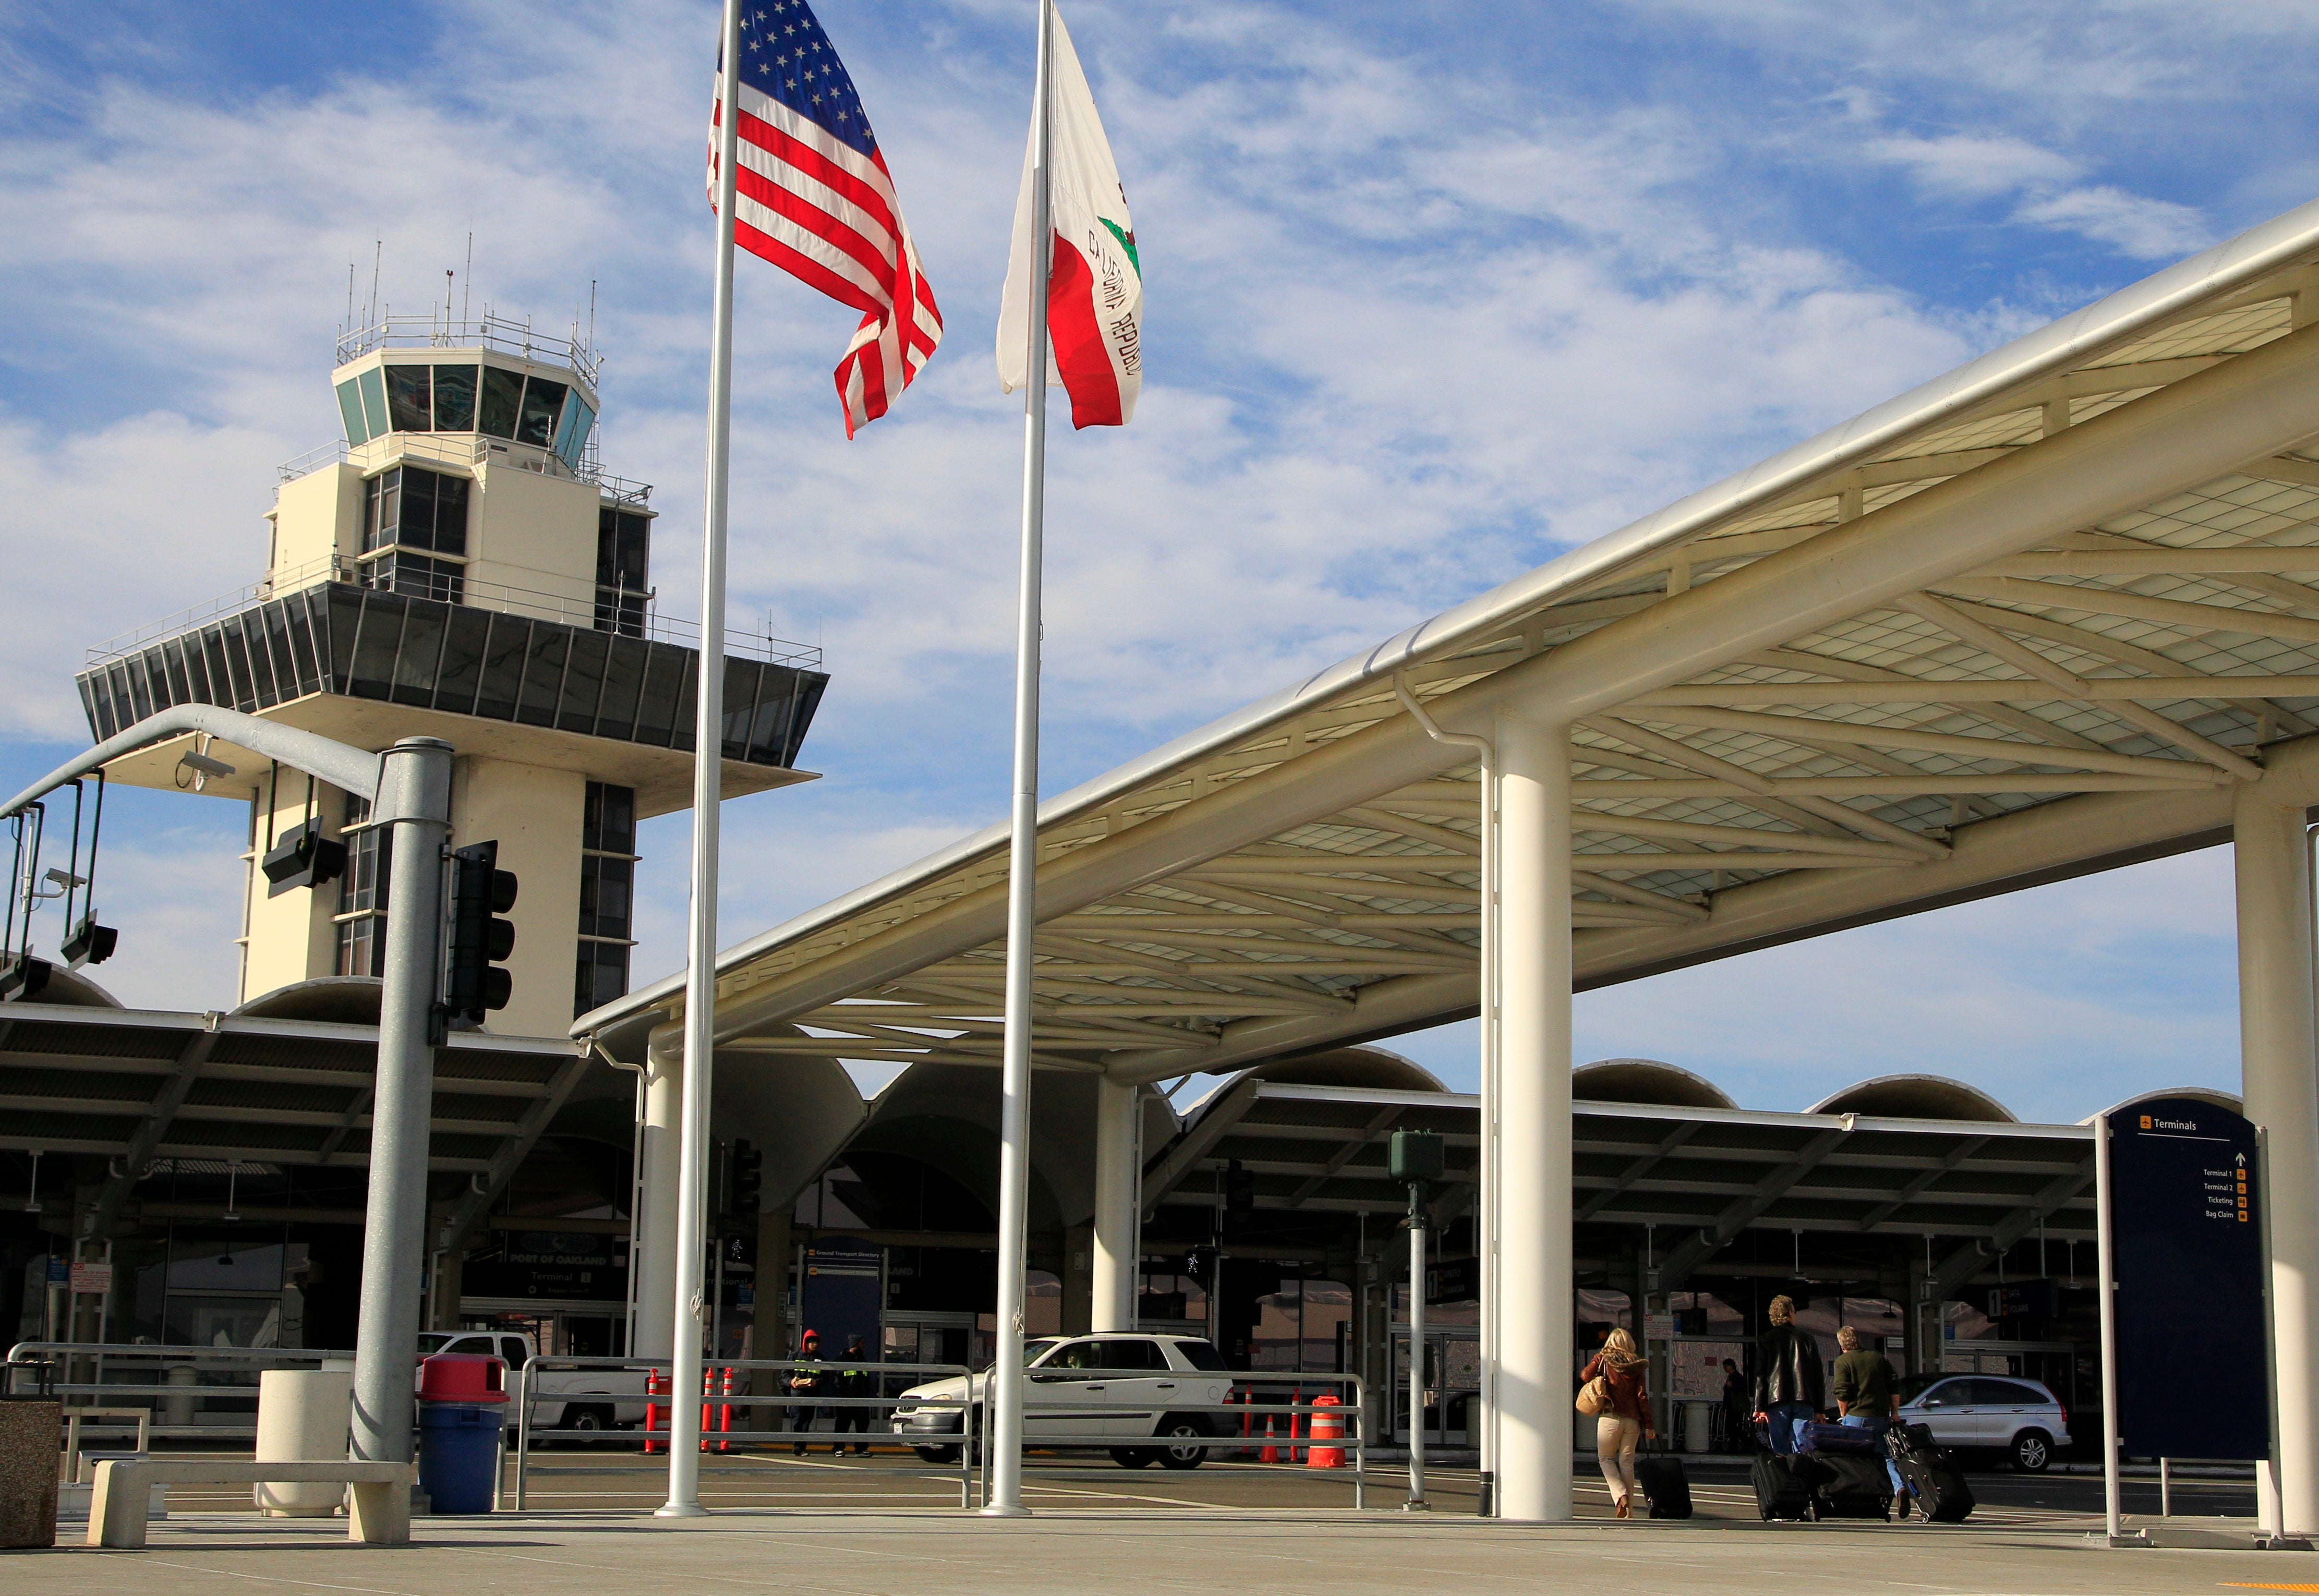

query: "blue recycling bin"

left=418, top=1403, right=504, bottom=1513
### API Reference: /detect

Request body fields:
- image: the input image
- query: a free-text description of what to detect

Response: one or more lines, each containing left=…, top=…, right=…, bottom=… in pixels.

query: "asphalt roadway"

left=11, top=1448, right=2297, bottom=1596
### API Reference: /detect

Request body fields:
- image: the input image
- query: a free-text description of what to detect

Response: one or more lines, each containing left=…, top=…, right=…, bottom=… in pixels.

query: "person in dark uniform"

left=789, top=1328, right=825, bottom=1455
left=831, top=1335, right=876, bottom=1456
left=1720, top=1357, right=1751, bottom=1452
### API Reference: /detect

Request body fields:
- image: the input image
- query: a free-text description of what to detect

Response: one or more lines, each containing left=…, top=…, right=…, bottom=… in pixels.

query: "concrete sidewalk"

left=9, top=1507, right=2315, bottom=1595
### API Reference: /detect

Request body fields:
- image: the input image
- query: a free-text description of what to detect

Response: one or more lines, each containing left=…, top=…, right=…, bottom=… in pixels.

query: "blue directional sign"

left=2107, top=1096, right=2267, bottom=1460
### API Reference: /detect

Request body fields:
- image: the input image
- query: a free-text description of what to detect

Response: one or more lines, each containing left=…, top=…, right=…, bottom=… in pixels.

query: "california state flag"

left=997, top=3, right=1141, bottom=429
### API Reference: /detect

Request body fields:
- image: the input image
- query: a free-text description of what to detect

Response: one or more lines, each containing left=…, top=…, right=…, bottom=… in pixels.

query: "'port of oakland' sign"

left=2107, top=1096, right=2267, bottom=1460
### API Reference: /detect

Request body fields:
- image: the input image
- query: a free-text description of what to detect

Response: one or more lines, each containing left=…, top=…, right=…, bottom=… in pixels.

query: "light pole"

left=1391, top=1128, right=1443, bottom=1511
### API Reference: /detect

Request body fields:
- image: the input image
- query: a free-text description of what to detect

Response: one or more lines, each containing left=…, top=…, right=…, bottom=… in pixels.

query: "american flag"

left=710, top=1, right=943, bottom=437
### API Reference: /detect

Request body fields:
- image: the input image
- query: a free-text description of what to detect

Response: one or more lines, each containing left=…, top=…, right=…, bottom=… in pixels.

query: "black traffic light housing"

left=61, top=913, right=117, bottom=968
left=261, top=819, right=348, bottom=899
left=0, top=952, right=50, bottom=1002
left=1223, top=1158, right=1255, bottom=1227
left=732, top=1139, right=763, bottom=1215
left=443, top=840, right=518, bottom=1026
left=1183, top=1243, right=1217, bottom=1288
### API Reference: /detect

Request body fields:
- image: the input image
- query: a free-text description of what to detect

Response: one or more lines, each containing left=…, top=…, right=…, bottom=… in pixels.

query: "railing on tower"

left=335, top=312, right=601, bottom=391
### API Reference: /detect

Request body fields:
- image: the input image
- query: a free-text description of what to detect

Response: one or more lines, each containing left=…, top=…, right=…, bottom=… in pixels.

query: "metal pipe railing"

left=6, top=1343, right=359, bottom=1441
left=509, top=1357, right=1369, bottom=1514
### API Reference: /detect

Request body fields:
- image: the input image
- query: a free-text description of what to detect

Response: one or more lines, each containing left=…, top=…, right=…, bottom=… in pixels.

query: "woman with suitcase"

left=1577, top=1327, right=1655, bottom=1518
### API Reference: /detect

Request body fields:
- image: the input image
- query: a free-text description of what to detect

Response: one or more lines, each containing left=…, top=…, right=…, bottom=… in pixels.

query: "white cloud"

left=1865, top=134, right=2083, bottom=201
left=2013, top=185, right=2214, bottom=260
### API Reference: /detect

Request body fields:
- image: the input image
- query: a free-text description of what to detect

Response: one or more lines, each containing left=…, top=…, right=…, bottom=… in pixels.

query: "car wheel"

left=913, top=1444, right=960, bottom=1465
left=1110, top=1447, right=1158, bottom=1469
left=563, top=1405, right=612, bottom=1448
left=2012, top=1429, right=2051, bottom=1472
left=1154, top=1416, right=1209, bottom=1471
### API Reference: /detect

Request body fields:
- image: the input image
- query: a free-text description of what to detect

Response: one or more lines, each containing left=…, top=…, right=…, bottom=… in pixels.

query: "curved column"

left=1494, top=714, right=1573, bottom=1522
left=2237, top=779, right=2319, bottom=1537
left=1091, top=1076, right=1138, bottom=1332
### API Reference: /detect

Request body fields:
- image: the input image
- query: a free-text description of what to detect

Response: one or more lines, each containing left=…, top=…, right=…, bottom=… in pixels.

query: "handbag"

left=1575, top=1375, right=1612, bottom=1417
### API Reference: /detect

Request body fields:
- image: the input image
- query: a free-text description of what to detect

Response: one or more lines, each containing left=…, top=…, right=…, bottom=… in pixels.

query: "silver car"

left=1895, top=1374, right=2071, bottom=1471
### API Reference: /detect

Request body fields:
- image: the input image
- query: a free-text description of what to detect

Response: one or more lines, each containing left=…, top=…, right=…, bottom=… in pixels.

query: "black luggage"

left=1809, top=1453, right=1894, bottom=1519
left=1795, top=1419, right=1879, bottom=1455
left=1887, top=1422, right=1974, bottom=1524
left=1750, top=1453, right=1815, bottom=1521
left=1634, top=1454, right=1692, bottom=1520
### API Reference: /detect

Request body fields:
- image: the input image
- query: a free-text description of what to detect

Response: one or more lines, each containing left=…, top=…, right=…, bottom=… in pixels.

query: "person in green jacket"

left=1831, top=1325, right=1907, bottom=1513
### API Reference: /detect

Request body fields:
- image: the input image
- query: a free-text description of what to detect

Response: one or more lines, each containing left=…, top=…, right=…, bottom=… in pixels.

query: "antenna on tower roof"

left=463, top=232, right=473, bottom=327
left=589, top=279, right=597, bottom=362
left=344, top=261, right=356, bottom=341
left=368, top=239, right=382, bottom=330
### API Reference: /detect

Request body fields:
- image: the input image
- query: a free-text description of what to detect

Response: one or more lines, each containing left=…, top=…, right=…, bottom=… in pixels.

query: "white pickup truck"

left=416, top=1330, right=649, bottom=1436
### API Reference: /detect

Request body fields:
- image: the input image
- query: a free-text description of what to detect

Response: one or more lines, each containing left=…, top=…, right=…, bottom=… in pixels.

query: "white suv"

left=890, top=1334, right=1234, bottom=1470
left=1895, top=1374, right=2072, bottom=1471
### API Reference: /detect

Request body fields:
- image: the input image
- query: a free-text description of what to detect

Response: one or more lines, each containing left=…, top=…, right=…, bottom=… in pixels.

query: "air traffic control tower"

left=71, top=315, right=828, bottom=1036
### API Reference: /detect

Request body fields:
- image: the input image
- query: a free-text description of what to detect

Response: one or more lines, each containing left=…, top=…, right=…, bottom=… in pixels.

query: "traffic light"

left=1224, top=1158, right=1255, bottom=1226
left=1388, top=1129, right=1444, bottom=1186
left=732, top=1139, right=763, bottom=1215
left=0, top=952, right=50, bottom=1001
left=1183, top=1243, right=1217, bottom=1288
left=444, top=840, right=517, bottom=1025
left=260, top=819, right=347, bottom=898
left=60, top=913, right=116, bottom=967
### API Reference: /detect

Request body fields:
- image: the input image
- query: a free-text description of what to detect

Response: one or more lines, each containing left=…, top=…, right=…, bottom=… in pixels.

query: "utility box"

left=1388, top=1129, right=1444, bottom=1184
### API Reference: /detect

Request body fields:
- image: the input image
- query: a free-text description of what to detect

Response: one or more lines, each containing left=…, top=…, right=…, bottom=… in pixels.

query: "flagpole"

left=984, top=0, right=1056, bottom=1520
left=658, top=0, right=743, bottom=1521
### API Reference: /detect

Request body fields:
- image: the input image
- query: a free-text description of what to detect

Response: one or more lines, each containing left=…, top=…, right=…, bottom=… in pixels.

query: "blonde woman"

left=1579, top=1327, right=1655, bottom=1517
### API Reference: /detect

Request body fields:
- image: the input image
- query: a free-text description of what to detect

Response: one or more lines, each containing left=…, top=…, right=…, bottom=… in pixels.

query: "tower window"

left=576, top=781, right=637, bottom=1019
left=363, top=465, right=469, bottom=557
left=362, top=551, right=464, bottom=604
left=595, top=509, right=651, bottom=637
left=334, top=795, right=389, bottom=977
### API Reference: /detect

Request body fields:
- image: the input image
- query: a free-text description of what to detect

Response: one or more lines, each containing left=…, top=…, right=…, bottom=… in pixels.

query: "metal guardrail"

left=511, top=1355, right=981, bottom=1510
left=336, top=314, right=601, bottom=390
left=6, top=1341, right=357, bottom=1441
left=83, top=553, right=823, bottom=673
left=510, top=1357, right=1369, bottom=1513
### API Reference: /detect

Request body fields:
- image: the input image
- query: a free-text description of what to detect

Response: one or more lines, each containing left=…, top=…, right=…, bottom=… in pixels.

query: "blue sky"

left=4, top=0, right=2315, bottom=1123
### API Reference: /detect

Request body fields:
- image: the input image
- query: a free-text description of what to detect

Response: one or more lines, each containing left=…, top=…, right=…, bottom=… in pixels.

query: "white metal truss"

left=576, top=209, right=2319, bottom=1092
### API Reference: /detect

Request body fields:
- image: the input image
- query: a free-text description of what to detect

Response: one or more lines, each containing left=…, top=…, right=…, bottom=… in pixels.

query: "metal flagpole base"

left=654, top=1501, right=711, bottom=1518
left=1401, top=1500, right=1432, bottom=1513
left=977, top=1504, right=1031, bottom=1518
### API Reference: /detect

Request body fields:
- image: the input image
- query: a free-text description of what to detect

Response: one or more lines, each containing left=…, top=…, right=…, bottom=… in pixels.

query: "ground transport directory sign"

left=2108, top=1096, right=2267, bottom=1460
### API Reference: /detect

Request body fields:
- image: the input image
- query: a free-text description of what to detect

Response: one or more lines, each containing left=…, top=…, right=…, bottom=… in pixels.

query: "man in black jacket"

left=1749, top=1295, right=1825, bottom=1455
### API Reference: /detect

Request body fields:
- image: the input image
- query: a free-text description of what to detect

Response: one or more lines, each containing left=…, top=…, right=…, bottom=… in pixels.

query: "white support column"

left=632, top=1031, right=684, bottom=1363
left=2236, top=780, right=2319, bottom=1538
left=1494, top=713, right=1573, bottom=1523
left=1091, top=1076, right=1138, bottom=1333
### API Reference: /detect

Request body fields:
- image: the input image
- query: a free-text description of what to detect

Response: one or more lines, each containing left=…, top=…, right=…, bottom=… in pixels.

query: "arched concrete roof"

left=233, top=976, right=381, bottom=1024
left=2088, top=1084, right=2246, bottom=1124
left=1574, top=1057, right=1736, bottom=1110
left=1808, top=1074, right=2016, bottom=1123
left=1247, top=1045, right=1445, bottom=1093
left=31, top=965, right=124, bottom=1008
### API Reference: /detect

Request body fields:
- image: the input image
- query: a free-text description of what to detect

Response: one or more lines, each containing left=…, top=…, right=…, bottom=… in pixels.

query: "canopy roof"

left=578, top=195, right=2319, bottom=1087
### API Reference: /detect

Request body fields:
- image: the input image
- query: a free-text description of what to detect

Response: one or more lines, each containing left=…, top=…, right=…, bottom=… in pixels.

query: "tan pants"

left=1596, top=1413, right=1641, bottom=1504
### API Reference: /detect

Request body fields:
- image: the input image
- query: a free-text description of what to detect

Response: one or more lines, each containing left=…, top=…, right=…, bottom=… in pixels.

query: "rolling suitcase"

left=1634, top=1454, right=1692, bottom=1520
left=1795, top=1420, right=1879, bottom=1455
left=1750, top=1453, right=1815, bottom=1521
left=1888, top=1422, right=1974, bottom=1524
left=1810, top=1453, right=1894, bottom=1520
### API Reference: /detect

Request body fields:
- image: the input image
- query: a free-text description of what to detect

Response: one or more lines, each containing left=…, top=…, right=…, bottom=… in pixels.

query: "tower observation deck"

left=73, top=315, right=829, bottom=1035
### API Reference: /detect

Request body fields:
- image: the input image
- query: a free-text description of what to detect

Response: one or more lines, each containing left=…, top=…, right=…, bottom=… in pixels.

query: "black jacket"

left=1753, top=1324, right=1824, bottom=1410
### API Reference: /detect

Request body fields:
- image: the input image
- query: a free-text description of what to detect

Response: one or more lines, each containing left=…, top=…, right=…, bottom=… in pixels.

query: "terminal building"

left=14, top=190, right=2319, bottom=1529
